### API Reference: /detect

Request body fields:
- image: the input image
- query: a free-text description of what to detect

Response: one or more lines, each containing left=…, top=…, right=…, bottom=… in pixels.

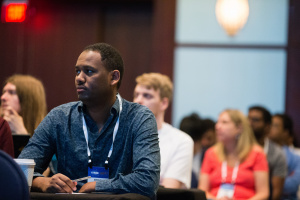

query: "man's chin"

left=77, top=95, right=88, bottom=102
left=254, top=131, right=263, bottom=138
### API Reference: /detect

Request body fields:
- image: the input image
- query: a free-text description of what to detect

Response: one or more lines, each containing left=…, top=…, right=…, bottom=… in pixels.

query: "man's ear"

left=160, top=97, right=169, bottom=111
left=110, top=70, right=120, bottom=86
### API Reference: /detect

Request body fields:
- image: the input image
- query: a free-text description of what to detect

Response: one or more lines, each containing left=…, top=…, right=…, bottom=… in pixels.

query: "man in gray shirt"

left=248, top=106, right=287, bottom=200
left=19, top=43, right=160, bottom=198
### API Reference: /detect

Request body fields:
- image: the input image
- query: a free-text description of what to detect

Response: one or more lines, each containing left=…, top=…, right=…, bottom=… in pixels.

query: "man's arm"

left=269, top=142, right=288, bottom=199
left=18, top=109, right=68, bottom=193
left=160, top=133, right=194, bottom=189
left=161, top=178, right=184, bottom=189
left=283, top=150, right=300, bottom=194
left=271, top=176, right=285, bottom=200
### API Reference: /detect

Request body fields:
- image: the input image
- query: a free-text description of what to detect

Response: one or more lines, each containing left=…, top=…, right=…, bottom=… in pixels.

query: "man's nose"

left=134, top=95, right=143, bottom=105
left=76, top=72, right=85, bottom=84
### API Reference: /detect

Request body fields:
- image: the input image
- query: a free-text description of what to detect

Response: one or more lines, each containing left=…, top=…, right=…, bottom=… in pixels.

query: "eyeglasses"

left=248, top=117, right=263, bottom=123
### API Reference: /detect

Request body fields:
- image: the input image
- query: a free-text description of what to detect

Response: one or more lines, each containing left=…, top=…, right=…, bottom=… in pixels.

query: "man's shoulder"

left=161, top=123, right=193, bottom=143
left=268, top=139, right=285, bottom=155
left=49, top=101, right=81, bottom=115
left=267, top=139, right=286, bottom=163
left=120, top=99, right=156, bottom=128
left=122, top=99, right=153, bottom=116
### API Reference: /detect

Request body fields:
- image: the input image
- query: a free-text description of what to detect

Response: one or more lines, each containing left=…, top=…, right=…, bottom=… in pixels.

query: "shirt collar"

left=77, top=94, right=121, bottom=117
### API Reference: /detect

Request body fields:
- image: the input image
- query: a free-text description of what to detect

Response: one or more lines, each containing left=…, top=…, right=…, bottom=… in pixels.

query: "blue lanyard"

left=82, top=94, right=122, bottom=169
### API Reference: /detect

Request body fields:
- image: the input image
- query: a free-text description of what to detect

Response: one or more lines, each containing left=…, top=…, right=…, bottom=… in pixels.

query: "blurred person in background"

left=248, top=106, right=286, bottom=200
left=0, top=74, right=54, bottom=175
left=269, top=113, right=300, bottom=200
left=134, top=72, right=193, bottom=189
left=1, top=74, right=47, bottom=136
left=179, top=113, right=216, bottom=188
left=199, top=109, right=269, bottom=200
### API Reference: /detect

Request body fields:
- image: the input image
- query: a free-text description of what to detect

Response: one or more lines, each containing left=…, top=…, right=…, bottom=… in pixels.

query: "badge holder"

left=217, top=183, right=234, bottom=198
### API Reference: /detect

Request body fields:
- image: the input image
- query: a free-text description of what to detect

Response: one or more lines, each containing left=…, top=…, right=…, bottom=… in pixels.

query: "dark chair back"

left=0, top=150, right=29, bottom=200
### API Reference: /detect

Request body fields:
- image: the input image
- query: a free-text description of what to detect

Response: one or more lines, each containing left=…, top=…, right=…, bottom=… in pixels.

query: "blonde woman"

left=198, top=109, right=269, bottom=200
left=1, top=74, right=47, bottom=136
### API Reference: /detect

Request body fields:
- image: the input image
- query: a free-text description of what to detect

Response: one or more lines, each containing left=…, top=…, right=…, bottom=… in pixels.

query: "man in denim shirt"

left=19, top=43, right=160, bottom=198
left=269, top=114, right=300, bottom=200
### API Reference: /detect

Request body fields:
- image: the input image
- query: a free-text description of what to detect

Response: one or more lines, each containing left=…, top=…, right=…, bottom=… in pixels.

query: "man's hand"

left=33, top=173, right=77, bottom=193
left=78, top=182, right=96, bottom=193
left=2, top=106, right=28, bottom=134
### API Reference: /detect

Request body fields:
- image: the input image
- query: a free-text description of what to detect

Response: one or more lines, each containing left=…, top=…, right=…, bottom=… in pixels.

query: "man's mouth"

left=76, top=86, right=86, bottom=93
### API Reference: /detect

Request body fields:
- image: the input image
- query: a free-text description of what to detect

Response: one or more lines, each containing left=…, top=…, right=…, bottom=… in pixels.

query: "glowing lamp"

left=1, top=0, right=28, bottom=23
left=215, top=0, right=249, bottom=36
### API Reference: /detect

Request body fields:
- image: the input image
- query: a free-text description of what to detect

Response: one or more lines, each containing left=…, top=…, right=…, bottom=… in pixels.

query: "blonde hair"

left=4, top=74, right=47, bottom=136
left=135, top=73, right=173, bottom=101
left=215, top=109, right=257, bottom=162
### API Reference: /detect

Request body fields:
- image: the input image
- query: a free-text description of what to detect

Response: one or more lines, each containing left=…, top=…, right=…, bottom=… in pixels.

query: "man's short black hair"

left=273, top=113, right=294, bottom=137
left=179, top=113, right=215, bottom=142
left=249, top=105, right=272, bottom=125
left=83, top=43, right=124, bottom=89
left=180, top=113, right=202, bottom=141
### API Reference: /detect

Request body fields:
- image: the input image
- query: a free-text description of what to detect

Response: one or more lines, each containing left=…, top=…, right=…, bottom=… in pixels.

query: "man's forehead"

left=249, top=109, right=263, bottom=117
left=273, top=116, right=283, bottom=123
left=136, top=84, right=159, bottom=93
left=76, top=51, right=102, bottom=66
left=79, top=50, right=101, bottom=59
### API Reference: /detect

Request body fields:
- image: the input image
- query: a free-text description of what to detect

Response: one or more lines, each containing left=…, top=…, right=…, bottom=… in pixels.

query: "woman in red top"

left=198, top=109, right=269, bottom=200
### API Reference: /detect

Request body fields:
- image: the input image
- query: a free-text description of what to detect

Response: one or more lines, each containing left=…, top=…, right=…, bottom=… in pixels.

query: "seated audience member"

left=133, top=73, right=193, bottom=189
left=248, top=106, right=287, bottom=200
left=269, top=113, right=300, bottom=200
left=1, top=74, right=47, bottom=136
left=19, top=43, right=160, bottom=198
left=179, top=113, right=216, bottom=188
left=284, top=117, right=300, bottom=200
left=199, top=109, right=269, bottom=200
left=0, top=116, right=14, bottom=157
left=0, top=74, right=53, bottom=174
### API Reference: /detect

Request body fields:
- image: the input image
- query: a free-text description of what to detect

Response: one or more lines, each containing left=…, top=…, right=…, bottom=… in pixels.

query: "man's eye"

left=75, top=70, right=80, bottom=75
left=144, top=94, right=152, bottom=99
left=85, top=69, right=94, bottom=75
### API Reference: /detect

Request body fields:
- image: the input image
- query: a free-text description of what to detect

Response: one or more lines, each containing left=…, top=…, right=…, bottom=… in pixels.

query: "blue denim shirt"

left=19, top=96, right=160, bottom=198
left=282, top=146, right=300, bottom=200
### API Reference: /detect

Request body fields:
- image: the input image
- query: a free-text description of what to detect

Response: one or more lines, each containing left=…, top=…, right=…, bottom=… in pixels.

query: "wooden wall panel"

left=286, top=0, right=300, bottom=146
left=102, top=2, right=153, bottom=102
left=151, top=0, right=176, bottom=123
left=0, top=0, right=176, bottom=123
left=0, top=0, right=101, bottom=111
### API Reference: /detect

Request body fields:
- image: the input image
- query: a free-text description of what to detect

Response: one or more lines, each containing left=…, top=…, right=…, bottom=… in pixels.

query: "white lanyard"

left=221, top=161, right=239, bottom=184
left=264, top=138, right=269, bottom=155
left=82, top=94, right=122, bottom=168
